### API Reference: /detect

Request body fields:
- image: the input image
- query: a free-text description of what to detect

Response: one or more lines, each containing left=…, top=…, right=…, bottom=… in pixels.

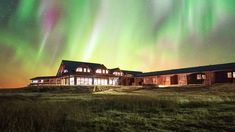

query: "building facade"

left=30, top=60, right=143, bottom=86
left=30, top=60, right=235, bottom=87
left=141, top=63, right=235, bottom=87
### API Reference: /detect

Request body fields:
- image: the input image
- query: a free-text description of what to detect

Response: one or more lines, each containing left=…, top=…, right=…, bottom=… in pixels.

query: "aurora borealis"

left=0, top=0, right=235, bottom=88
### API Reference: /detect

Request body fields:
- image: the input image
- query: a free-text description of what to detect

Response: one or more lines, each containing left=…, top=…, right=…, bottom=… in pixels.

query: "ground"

left=0, top=84, right=235, bottom=131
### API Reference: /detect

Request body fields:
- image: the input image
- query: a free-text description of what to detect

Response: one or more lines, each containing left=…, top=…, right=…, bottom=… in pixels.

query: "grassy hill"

left=0, top=84, right=235, bottom=131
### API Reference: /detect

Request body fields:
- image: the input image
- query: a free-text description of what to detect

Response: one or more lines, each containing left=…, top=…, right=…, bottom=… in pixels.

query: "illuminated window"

left=40, top=80, right=44, bottom=83
left=109, top=79, right=113, bottom=85
left=93, top=78, right=108, bottom=85
left=233, top=72, right=235, bottom=78
left=102, top=70, right=105, bottom=74
left=32, top=80, right=38, bottom=83
left=113, top=72, right=123, bottom=76
left=76, top=67, right=82, bottom=72
left=89, top=78, right=92, bottom=85
left=96, top=69, right=101, bottom=73
left=81, top=78, right=84, bottom=84
left=197, top=74, right=202, bottom=80
left=94, top=78, right=98, bottom=85
left=84, top=78, right=88, bottom=85
left=70, top=77, right=75, bottom=85
left=227, top=72, right=232, bottom=78
left=76, top=77, right=92, bottom=85
left=64, top=69, right=68, bottom=73
left=84, top=68, right=87, bottom=72
left=202, top=75, right=206, bottom=79
left=87, top=68, right=90, bottom=73
left=106, top=70, right=109, bottom=74
left=77, top=78, right=81, bottom=85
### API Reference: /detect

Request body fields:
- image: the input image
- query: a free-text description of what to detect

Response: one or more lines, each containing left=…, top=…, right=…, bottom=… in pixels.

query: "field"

left=0, top=84, right=235, bottom=131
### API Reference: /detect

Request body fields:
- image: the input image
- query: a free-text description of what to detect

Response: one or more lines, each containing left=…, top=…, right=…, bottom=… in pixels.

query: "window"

left=61, top=79, right=66, bottom=85
left=64, top=69, right=68, bottom=73
left=106, top=70, right=109, bottom=74
left=197, top=74, right=202, bottom=80
left=89, top=78, right=92, bottom=85
left=84, top=68, right=87, bottom=72
left=87, top=68, right=90, bottom=73
left=32, top=80, right=38, bottom=83
left=94, top=78, right=98, bottom=85
left=80, top=78, right=84, bottom=84
left=76, top=77, right=92, bottom=85
left=113, top=72, right=123, bottom=76
left=109, top=79, right=113, bottom=85
left=76, top=67, right=83, bottom=72
left=70, top=77, right=75, bottom=85
left=202, top=75, right=206, bottom=79
left=84, top=78, right=88, bottom=85
left=233, top=72, right=235, bottom=78
left=227, top=72, right=232, bottom=78
left=96, top=69, right=101, bottom=73
left=103, top=70, right=105, bottom=74
left=93, top=78, right=108, bottom=85
left=77, top=78, right=80, bottom=85
left=100, top=79, right=107, bottom=85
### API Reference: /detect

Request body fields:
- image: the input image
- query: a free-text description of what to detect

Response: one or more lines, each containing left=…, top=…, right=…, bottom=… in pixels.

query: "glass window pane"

left=228, top=72, right=232, bottom=78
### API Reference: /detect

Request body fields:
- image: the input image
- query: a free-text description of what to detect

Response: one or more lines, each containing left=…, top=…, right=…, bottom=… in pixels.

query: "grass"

left=0, top=84, right=235, bottom=131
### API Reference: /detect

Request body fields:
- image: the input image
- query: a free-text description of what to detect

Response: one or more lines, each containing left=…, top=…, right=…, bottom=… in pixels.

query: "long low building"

left=30, top=60, right=235, bottom=87
left=30, top=60, right=143, bottom=86
left=140, top=63, right=235, bottom=87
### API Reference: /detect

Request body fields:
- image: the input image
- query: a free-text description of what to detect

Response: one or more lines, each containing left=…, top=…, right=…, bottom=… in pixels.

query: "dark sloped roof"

left=31, top=76, right=57, bottom=80
left=141, top=62, right=235, bottom=77
left=58, top=60, right=107, bottom=75
left=109, top=68, right=121, bottom=73
left=121, top=70, right=143, bottom=76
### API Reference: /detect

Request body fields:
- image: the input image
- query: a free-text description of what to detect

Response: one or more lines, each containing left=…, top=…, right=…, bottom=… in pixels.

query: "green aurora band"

left=0, top=0, right=235, bottom=87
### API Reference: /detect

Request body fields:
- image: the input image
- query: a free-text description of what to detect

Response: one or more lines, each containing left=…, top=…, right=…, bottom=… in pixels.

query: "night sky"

left=0, top=0, right=235, bottom=88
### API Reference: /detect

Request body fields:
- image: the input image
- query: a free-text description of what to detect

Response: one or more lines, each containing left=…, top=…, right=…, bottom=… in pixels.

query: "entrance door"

left=170, top=75, right=178, bottom=85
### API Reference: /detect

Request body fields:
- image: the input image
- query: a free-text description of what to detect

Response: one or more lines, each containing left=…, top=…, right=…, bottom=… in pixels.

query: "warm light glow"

left=77, top=77, right=92, bottom=85
left=32, top=80, right=38, bottom=83
left=197, top=74, right=202, bottom=80
left=113, top=72, right=123, bottom=76
left=94, top=78, right=108, bottom=85
left=227, top=72, right=232, bottom=78
left=96, top=69, right=102, bottom=74
left=76, top=67, right=83, bottom=72
left=109, top=78, right=119, bottom=85
left=202, top=75, right=206, bottom=79
left=64, top=69, right=68, bottom=73
left=69, top=77, right=74, bottom=85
